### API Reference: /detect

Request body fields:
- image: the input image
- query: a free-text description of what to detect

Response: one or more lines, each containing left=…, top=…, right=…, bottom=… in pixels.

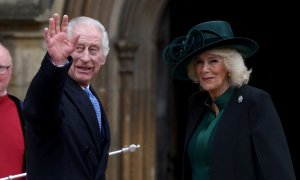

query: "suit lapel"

left=64, top=78, right=102, bottom=153
left=89, top=86, right=110, bottom=144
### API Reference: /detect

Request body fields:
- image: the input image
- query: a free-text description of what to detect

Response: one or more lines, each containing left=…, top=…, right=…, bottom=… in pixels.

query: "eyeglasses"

left=0, top=65, right=11, bottom=75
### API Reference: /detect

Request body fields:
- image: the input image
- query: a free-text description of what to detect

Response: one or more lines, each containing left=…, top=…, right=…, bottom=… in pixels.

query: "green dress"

left=187, top=88, right=234, bottom=180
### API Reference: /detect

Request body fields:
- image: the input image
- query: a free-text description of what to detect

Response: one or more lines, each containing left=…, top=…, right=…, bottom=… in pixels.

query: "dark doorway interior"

left=160, top=0, right=298, bottom=179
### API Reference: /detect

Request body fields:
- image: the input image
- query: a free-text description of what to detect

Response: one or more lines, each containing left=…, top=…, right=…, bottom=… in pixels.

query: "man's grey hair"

left=67, top=16, right=110, bottom=57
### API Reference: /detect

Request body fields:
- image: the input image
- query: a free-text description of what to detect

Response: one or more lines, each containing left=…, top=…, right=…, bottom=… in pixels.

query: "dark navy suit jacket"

left=23, top=53, right=110, bottom=180
left=182, top=85, right=296, bottom=180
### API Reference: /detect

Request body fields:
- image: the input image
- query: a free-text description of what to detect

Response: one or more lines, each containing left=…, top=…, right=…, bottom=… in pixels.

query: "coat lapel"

left=213, top=87, right=246, bottom=139
left=184, top=91, right=209, bottom=148
left=64, top=77, right=102, bottom=153
left=89, top=86, right=110, bottom=144
left=210, top=87, right=247, bottom=170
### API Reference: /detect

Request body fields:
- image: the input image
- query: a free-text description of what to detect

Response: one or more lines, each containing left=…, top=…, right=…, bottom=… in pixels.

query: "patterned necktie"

left=84, top=88, right=102, bottom=133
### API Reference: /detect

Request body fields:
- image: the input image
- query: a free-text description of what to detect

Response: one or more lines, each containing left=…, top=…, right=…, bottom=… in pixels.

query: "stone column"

left=115, top=39, right=138, bottom=180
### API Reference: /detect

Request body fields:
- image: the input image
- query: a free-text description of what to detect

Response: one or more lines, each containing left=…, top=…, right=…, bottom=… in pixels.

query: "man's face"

left=68, top=24, right=106, bottom=87
left=0, top=45, right=12, bottom=95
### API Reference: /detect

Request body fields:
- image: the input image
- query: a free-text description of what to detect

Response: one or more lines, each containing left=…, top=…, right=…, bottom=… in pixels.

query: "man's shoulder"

left=8, top=94, right=23, bottom=108
left=8, top=94, right=22, bottom=103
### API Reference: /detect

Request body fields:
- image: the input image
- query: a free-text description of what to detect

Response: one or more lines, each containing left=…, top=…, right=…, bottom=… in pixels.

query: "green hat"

left=162, top=20, right=259, bottom=80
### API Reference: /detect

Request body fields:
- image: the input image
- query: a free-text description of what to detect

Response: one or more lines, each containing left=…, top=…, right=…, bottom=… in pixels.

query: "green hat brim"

left=169, top=37, right=259, bottom=80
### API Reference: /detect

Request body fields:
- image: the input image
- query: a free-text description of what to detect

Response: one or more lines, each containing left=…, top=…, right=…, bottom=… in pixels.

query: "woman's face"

left=194, top=50, right=230, bottom=99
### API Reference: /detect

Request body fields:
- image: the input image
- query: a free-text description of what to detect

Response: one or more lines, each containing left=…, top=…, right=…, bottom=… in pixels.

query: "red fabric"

left=0, top=95, right=25, bottom=178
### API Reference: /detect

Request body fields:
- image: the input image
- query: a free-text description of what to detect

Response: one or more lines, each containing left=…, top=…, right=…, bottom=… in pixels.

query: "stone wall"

left=0, top=0, right=63, bottom=99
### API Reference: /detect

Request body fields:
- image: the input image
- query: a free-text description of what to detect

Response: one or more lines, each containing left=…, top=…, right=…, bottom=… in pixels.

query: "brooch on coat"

left=238, top=95, right=243, bottom=103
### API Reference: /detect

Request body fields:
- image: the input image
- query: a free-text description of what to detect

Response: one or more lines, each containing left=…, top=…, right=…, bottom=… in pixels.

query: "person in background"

left=0, top=43, right=25, bottom=178
left=162, top=20, right=296, bottom=180
left=23, top=13, right=111, bottom=179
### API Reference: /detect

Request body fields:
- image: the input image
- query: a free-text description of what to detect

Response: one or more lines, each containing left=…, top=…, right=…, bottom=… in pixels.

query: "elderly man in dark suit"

left=23, top=13, right=111, bottom=180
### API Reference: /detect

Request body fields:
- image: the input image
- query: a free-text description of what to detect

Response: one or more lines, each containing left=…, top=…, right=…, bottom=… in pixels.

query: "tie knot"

left=84, top=88, right=93, bottom=97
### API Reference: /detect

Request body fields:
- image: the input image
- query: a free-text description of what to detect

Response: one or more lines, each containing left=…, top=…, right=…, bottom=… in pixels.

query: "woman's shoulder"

left=8, top=94, right=23, bottom=108
left=239, top=85, right=269, bottom=96
left=188, top=90, right=209, bottom=107
left=190, top=90, right=208, bottom=100
left=237, top=85, right=272, bottom=103
left=8, top=94, right=22, bottom=103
